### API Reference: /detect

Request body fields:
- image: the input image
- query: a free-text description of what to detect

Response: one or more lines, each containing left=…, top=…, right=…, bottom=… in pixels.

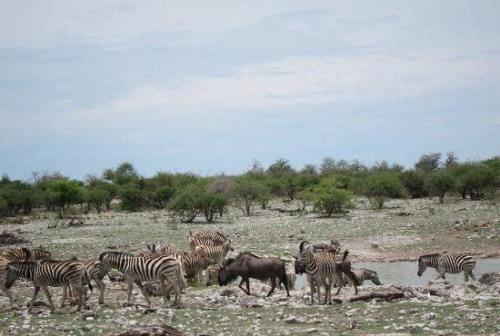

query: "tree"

left=231, top=176, right=270, bottom=216
left=266, top=159, right=294, bottom=178
left=444, top=152, right=458, bottom=168
left=44, top=178, right=85, bottom=214
left=320, top=157, right=337, bottom=176
left=415, top=153, right=441, bottom=172
left=426, top=171, right=455, bottom=203
left=363, top=174, right=405, bottom=209
left=103, top=162, right=139, bottom=185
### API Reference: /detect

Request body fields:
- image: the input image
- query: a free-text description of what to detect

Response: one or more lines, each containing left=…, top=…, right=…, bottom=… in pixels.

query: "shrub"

left=426, top=171, right=455, bottom=204
left=399, top=170, right=428, bottom=198
left=169, top=182, right=228, bottom=223
left=415, top=153, right=441, bottom=172
left=119, top=187, right=145, bottom=212
left=310, top=179, right=353, bottom=217
left=363, top=174, right=405, bottom=209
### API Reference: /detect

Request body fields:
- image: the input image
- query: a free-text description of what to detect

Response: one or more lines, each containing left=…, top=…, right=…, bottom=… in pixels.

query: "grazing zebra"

left=193, top=240, right=233, bottom=264
left=0, top=247, right=51, bottom=262
left=5, top=260, right=90, bottom=312
left=298, top=245, right=358, bottom=304
left=189, top=230, right=229, bottom=251
left=98, top=252, right=186, bottom=307
left=182, top=252, right=210, bottom=282
left=341, top=268, right=382, bottom=286
left=147, top=241, right=184, bottom=257
left=417, top=253, right=476, bottom=281
left=67, top=257, right=106, bottom=304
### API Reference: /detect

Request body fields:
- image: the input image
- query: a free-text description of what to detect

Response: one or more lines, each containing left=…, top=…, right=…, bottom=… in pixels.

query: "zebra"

left=417, top=253, right=476, bottom=281
left=182, top=252, right=210, bottom=283
left=5, top=260, right=91, bottom=312
left=193, top=240, right=233, bottom=265
left=0, top=247, right=51, bottom=262
left=189, top=230, right=229, bottom=251
left=146, top=241, right=184, bottom=257
left=66, top=257, right=106, bottom=304
left=298, top=245, right=358, bottom=304
left=98, top=251, right=187, bottom=307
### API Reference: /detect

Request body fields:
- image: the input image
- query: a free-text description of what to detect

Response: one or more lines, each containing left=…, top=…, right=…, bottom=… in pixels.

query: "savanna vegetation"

left=1, top=153, right=498, bottom=221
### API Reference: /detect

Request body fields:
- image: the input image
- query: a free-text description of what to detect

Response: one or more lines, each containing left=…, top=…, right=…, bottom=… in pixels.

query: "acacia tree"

left=426, top=171, right=455, bottom=203
left=231, top=176, right=270, bottom=216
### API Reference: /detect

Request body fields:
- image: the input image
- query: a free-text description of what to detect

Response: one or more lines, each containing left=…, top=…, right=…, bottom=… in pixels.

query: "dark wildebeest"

left=218, top=252, right=290, bottom=297
left=299, top=240, right=340, bottom=254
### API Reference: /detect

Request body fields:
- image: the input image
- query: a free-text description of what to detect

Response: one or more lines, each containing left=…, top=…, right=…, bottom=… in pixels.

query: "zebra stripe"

left=182, top=253, right=210, bottom=282
left=146, top=241, right=183, bottom=257
left=5, top=260, right=88, bottom=312
left=0, top=247, right=51, bottom=262
left=193, top=241, right=232, bottom=264
left=189, top=230, right=229, bottom=251
left=417, top=253, right=476, bottom=281
left=98, top=251, right=186, bottom=306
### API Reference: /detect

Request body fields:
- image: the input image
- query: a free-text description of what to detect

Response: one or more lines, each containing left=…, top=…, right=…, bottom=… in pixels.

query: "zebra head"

left=417, top=256, right=428, bottom=276
left=297, top=243, right=314, bottom=266
left=5, top=262, right=36, bottom=289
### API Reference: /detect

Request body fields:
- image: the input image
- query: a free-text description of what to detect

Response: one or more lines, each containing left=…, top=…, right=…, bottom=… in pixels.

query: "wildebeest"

left=218, top=252, right=290, bottom=297
left=299, top=240, right=341, bottom=254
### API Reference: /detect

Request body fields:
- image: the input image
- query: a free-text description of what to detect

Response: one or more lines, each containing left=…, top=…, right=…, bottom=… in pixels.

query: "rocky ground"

left=0, top=197, right=499, bottom=335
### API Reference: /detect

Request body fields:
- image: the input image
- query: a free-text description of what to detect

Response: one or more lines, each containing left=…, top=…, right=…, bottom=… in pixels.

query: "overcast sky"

left=1, top=0, right=499, bottom=179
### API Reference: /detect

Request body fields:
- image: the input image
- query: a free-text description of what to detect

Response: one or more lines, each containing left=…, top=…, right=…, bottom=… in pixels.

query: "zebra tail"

left=342, top=250, right=349, bottom=261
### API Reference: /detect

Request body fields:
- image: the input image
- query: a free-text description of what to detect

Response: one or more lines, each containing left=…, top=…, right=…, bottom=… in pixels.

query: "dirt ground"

left=0, top=197, right=499, bottom=335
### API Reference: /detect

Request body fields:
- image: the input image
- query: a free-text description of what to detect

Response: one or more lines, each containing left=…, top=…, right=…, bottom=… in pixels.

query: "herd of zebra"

left=0, top=229, right=479, bottom=313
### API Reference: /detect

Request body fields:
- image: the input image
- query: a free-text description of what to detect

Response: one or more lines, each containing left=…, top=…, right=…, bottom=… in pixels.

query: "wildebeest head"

left=293, top=256, right=307, bottom=275
left=218, top=266, right=236, bottom=286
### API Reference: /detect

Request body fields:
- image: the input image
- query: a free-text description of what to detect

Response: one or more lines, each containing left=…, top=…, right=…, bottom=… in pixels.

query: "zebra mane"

left=216, top=231, right=228, bottom=240
left=419, top=253, right=441, bottom=260
left=341, top=250, right=349, bottom=261
left=299, top=240, right=310, bottom=253
left=99, top=251, right=134, bottom=261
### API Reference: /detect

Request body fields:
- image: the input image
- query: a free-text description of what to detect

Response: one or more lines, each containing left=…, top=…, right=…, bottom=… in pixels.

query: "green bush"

left=363, top=174, right=405, bottom=209
left=169, top=182, right=228, bottom=223
left=231, top=176, right=270, bottom=216
left=399, top=170, right=428, bottom=198
left=44, top=178, right=84, bottom=213
left=310, top=179, right=353, bottom=217
left=426, top=171, right=455, bottom=203
left=119, top=187, right=145, bottom=212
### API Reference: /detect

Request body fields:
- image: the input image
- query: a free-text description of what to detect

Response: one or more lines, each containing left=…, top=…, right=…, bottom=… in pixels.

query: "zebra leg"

left=159, top=278, right=169, bottom=305
left=135, top=280, right=152, bottom=306
left=41, top=286, right=55, bottom=313
left=469, top=271, right=476, bottom=281
left=266, top=277, right=277, bottom=297
left=125, top=277, right=134, bottom=306
left=60, top=285, right=67, bottom=307
left=464, top=271, right=469, bottom=282
left=2, top=287, right=14, bottom=307
left=28, top=286, right=40, bottom=313
left=96, top=278, right=105, bottom=304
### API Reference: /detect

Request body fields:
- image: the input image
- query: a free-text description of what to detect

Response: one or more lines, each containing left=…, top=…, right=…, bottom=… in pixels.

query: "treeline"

left=0, top=153, right=498, bottom=221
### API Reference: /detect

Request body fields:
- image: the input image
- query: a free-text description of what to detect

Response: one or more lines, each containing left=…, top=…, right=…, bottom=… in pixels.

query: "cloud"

left=0, top=0, right=337, bottom=47
left=68, top=49, right=500, bottom=125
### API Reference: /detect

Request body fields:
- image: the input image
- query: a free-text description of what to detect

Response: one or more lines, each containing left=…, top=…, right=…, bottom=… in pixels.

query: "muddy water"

left=295, top=257, right=500, bottom=288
